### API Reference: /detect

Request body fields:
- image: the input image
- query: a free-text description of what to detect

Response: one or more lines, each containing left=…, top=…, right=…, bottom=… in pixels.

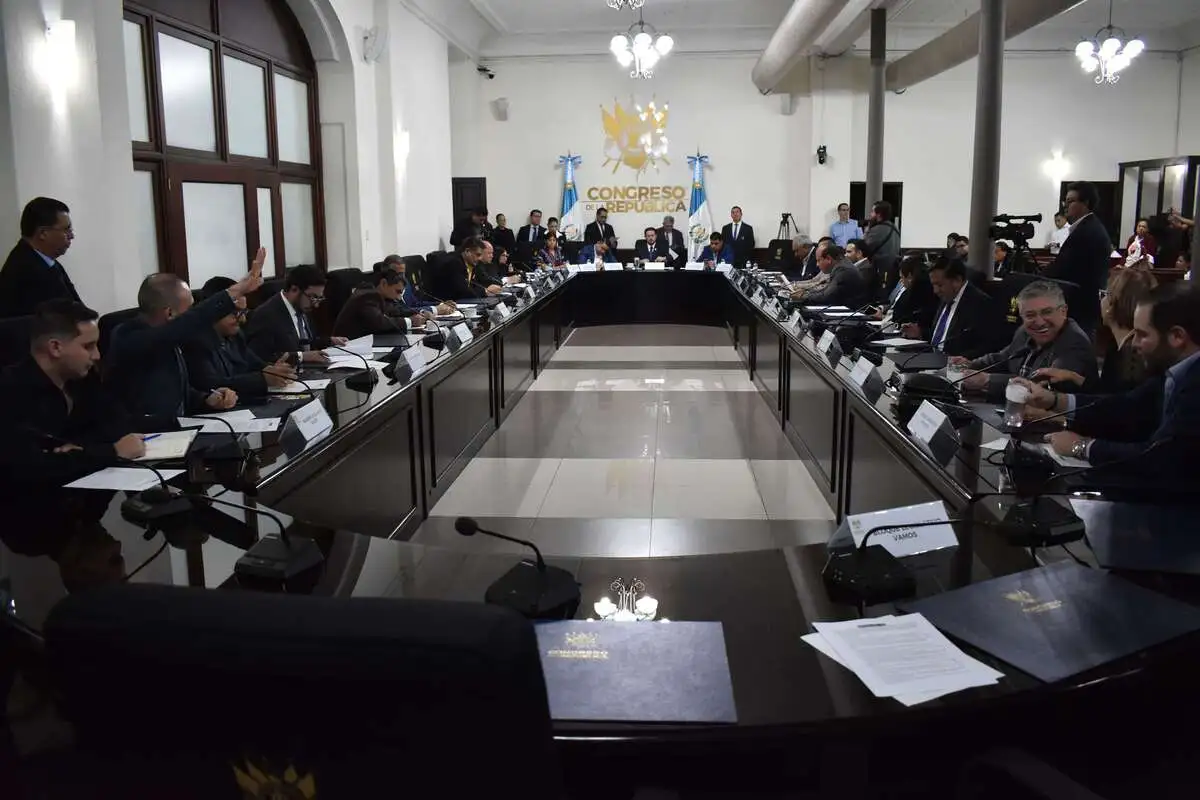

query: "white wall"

left=450, top=54, right=803, bottom=248
left=1178, top=49, right=1200, bottom=155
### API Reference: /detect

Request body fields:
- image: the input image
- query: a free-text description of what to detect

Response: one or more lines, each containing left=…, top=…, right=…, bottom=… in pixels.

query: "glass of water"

left=945, top=360, right=967, bottom=383
left=1003, top=380, right=1031, bottom=428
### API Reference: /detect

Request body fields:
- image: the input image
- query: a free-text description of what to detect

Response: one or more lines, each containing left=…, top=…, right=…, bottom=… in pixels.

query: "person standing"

left=657, top=216, right=687, bottom=270
left=1045, top=181, right=1113, bottom=335
left=0, top=197, right=80, bottom=318
left=829, top=202, right=864, bottom=248
left=1046, top=211, right=1071, bottom=254
left=720, top=206, right=756, bottom=267
left=862, top=201, right=901, bottom=289
left=584, top=208, right=616, bottom=246
left=517, top=210, right=546, bottom=246
left=492, top=213, right=517, bottom=261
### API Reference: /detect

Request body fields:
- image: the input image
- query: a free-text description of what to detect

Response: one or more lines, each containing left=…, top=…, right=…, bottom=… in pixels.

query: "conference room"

left=1, top=0, right=1200, bottom=796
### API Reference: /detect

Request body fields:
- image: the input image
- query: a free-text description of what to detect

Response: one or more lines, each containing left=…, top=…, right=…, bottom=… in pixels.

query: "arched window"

left=123, top=0, right=323, bottom=285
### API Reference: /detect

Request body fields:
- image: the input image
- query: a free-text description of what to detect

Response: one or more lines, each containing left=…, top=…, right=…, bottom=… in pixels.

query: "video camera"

left=989, top=213, right=1042, bottom=243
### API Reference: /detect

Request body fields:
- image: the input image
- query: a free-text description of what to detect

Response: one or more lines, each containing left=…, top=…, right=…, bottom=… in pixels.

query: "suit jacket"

left=449, top=221, right=487, bottom=249
left=699, top=244, right=735, bottom=265
left=888, top=279, right=936, bottom=334
left=578, top=245, right=618, bottom=265
left=797, top=248, right=820, bottom=280
left=516, top=225, right=547, bottom=247
left=0, top=240, right=81, bottom=318
left=182, top=328, right=269, bottom=398
left=584, top=221, right=616, bottom=245
left=1096, top=333, right=1146, bottom=394
left=333, top=289, right=417, bottom=339
left=925, top=283, right=1005, bottom=359
left=431, top=255, right=500, bottom=300
left=492, top=227, right=517, bottom=257
left=635, top=239, right=669, bottom=263
left=1070, top=355, right=1200, bottom=488
left=107, top=290, right=236, bottom=418
left=967, top=319, right=1098, bottom=403
left=243, top=292, right=332, bottom=363
left=656, top=228, right=688, bottom=270
left=1045, top=213, right=1111, bottom=334
left=800, top=260, right=866, bottom=307
left=720, top=222, right=756, bottom=267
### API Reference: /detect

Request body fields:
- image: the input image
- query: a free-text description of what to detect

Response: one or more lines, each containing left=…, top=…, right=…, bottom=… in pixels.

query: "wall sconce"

left=1042, top=151, right=1071, bottom=185
left=40, top=19, right=80, bottom=95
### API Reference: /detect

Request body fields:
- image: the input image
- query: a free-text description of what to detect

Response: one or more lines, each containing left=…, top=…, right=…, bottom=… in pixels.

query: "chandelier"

left=1074, top=0, right=1144, bottom=85
left=610, top=11, right=674, bottom=79
left=606, top=0, right=645, bottom=9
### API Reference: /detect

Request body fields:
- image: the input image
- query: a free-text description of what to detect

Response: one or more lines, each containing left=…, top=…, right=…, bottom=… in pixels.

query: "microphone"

left=948, top=346, right=1032, bottom=387
left=454, top=516, right=581, bottom=619
left=330, top=344, right=378, bottom=393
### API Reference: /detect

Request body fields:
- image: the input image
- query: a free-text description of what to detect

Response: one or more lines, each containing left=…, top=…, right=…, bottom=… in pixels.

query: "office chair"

left=248, top=277, right=286, bottom=310
left=323, top=268, right=369, bottom=321
left=401, top=254, right=428, bottom=292
left=45, top=585, right=561, bottom=799
left=96, top=308, right=138, bottom=359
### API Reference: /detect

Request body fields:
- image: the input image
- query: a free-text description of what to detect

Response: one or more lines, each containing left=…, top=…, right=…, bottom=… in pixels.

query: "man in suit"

left=903, top=258, right=1003, bottom=358
left=492, top=213, right=517, bottom=260
left=877, top=256, right=936, bottom=335
left=244, top=263, right=348, bottom=365
left=0, top=197, right=80, bottom=318
left=954, top=281, right=1097, bottom=403
left=1045, top=181, right=1113, bottom=335
left=792, top=244, right=865, bottom=307
left=584, top=208, right=616, bottom=246
left=334, top=267, right=433, bottom=339
left=720, top=206, right=756, bottom=268
left=657, top=216, right=687, bottom=270
left=0, top=300, right=146, bottom=572
left=845, top=238, right=875, bottom=293
left=480, top=241, right=522, bottom=280
left=698, top=233, right=734, bottom=267
left=183, top=292, right=295, bottom=398
left=579, top=240, right=618, bottom=266
left=1020, top=282, right=1200, bottom=490
left=635, top=227, right=668, bottom=265
left=108, top=252, right=265, bottom=419
left=791, top=235, right=816, bottom=280
left=516, top=209, right=547, bottom=248
left=862, top=201, right=901, bottom=291
left=450, top=208, right=490, bottom=250
left=432, top=237, right=503, bottom=300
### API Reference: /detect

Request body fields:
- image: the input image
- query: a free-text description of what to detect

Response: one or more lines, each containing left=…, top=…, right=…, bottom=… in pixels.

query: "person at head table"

left=1028, top=268, right=1156, bottom=395
left=431, top=237, right=503, bottom=300
left=789, top=243, right=864, bottom=306
left=242, top=264, right=349, bottom=366
left=535, top=234, right=567, bottom=269
left=635, top=227, right=668, bottom=265
left=1015, top=282, right=1200, bottom=489
left=0, top=300, right=148, bottom=587
left=579, top=238, right=618, bottom=267
left=698, top=232, right=734, bottom=269
left=950, top=280, right=1096, bottom=403
left=182, top=281, right=296, bottom=398
left=901, top=258, right=1003, bottom=359
left=107, top=252, right=267, bottom=420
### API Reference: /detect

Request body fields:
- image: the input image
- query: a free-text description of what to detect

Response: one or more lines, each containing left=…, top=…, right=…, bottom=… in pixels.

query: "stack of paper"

left=876, top=337, right=927, bottom=347
left=178, top=409, right=282, bottom=434
left=137, top=429, right=199, bottom=461
left=324, top=335, right=373, bottom=357
left=803, top=614, right=1003, bottom=706
left=269, top=378, right=331, bottom=394
left=66, top=467, right=184, bottom=491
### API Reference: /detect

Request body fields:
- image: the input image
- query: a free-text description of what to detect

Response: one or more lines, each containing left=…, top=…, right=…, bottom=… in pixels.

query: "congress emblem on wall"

left=601, top=98, right=670, bottom=175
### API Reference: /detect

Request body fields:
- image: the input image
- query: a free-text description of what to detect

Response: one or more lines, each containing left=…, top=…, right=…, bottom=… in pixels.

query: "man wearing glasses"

left=0, top=197, right=80, bottom=318
left=245, top=264, right=348, bottom=365
left=951, top=281, right=1096, bottom=403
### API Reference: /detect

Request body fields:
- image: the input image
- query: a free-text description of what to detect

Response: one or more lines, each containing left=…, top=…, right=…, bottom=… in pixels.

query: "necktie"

left=733, top=223, right=739, bottom=240
left=296, top=309, right=311, bottom=344
left=931, top=302, right=953, bottom=348
left=529, top=227, right=535, bottom=242
left=173, top=347, right=189, bottom=415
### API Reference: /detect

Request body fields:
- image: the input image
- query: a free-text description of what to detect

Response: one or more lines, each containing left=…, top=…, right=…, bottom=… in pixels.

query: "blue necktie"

left=931, top=302, right=953, bottom=348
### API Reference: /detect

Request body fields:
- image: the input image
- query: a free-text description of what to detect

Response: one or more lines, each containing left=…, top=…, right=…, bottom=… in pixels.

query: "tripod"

left=777, top=212, right=800, bottom=241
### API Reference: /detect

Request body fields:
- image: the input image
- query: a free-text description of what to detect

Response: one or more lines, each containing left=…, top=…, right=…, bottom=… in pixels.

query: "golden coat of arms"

left=601, top=98, right=670, bottom=175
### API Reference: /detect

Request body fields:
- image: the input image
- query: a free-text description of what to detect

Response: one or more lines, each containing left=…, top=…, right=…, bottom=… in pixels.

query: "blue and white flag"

left=559, top=153, right=583, bottom=241
left=687, top=153, right=713, bottom=259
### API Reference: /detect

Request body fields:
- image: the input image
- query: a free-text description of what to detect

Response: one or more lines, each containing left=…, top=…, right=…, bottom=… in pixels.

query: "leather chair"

left=324, top=268, right=369, bottom=323
left=401, top=254, right=428, bottom=294
left=248, top=277, right=285, bottom=310
left=97, top=308, right=138, bottom=359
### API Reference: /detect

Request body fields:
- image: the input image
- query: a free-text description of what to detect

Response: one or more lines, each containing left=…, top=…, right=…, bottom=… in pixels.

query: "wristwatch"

left=1070, top=438, right=1093, bottom=460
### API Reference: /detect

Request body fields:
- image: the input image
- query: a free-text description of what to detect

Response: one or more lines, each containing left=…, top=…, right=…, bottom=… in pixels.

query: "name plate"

left=525, top=285, right=536, bottom=300
left=907, top=400, right=950, bottom=445
left=578, top=262, right=597, bottom=272
left=388, top=343, right=427, bottom=385
left=716, top=263, right=733, bottom=274
left=567, top=264, right=581, bottom=275
left=847, top=501, right=958, bottom=558
left=787, top=310, right=801, bottom=328
left=849, top=356, right=886, bottom=403
left=817, top=329, right=843, bottom=367
left=291, top=398, right=333, bottom=443
left=453, top=321, right=473, bottom=345
left=684, top=262, right=705, bottom=271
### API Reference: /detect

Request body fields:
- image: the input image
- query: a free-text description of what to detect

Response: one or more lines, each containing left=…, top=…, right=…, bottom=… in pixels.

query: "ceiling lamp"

left=610, top=11, right=673, bottom=79
left=1075, top=0, right=1144, bottom=85
left=606, top=0, right=645, bottom=9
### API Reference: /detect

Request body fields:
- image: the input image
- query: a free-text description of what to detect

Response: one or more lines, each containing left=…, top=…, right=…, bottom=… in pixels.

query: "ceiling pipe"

left=752, top=0, right=850, bottom=94
left=886, top=0, right=1087, bottom=91
left=812, top=0, right=905, bottom=57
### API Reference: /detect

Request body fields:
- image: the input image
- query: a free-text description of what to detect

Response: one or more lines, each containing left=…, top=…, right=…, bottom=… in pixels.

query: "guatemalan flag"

left=559, top=153, right=583, bottom=241
left=687, top=153, right=713, bottom=259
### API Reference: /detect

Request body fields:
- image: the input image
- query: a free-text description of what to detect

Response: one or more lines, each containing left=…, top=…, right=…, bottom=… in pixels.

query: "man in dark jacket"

left=0, top=197, right=80, bottom=318
left=333, top=267, right=433, bottom=339
left=107, top=250, right=265, bottom=419
left=793, top=244, right=867, bottom=307
left=431, top=238, right=503, bottom=300
left=243, top=264, right=347, bottom=364
left=183, top=294, right=295, bottom=398
left=1045, top=181, right=1114, bottom=335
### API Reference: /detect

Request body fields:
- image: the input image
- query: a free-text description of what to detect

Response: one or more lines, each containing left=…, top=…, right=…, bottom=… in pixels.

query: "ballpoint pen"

left=142, top=434, right=162, bottom=442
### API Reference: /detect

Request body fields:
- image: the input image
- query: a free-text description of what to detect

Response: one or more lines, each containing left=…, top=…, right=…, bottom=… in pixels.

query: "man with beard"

left=1016, top=282, right=1200, bottom=488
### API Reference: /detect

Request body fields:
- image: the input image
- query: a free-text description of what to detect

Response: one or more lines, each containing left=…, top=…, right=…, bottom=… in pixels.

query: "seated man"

left=698, top=232, right=734, bottom=267
left=1020, top=282, right=1200, bottom=491
left=953, top=281, right=1096, bottom=403
left=334, top=267, right=440, bottom=339
left=579, top=238, right=618, bottom=267
left=635, top=227, right=668, bottom=265
left=789, top=241, right=831, bottom=296
left=480, top=241, right=523, bottom=282
left=431, top=237, right=503, bottom=300
left=374, top=255, right=420, bottom=307
left=0, top=300, right=146, bottom=570
left=790, top=234, right=816, bottom=280
left=182, top=291, right=296, bottom=398
left=846, top=237, right=876, bottom=289
left=244, top=264, right=348, bottom=364
left=874, top=256, right=935, bottom=333
left=901, top=258, right=1003, bottom=358
left=791, top=244, right=865, bottom=307
left=108, top=253, right=266, bottom=419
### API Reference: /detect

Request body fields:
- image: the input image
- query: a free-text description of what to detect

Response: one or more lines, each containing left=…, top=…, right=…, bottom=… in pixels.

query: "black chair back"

left=97, top=308, right=138, bottom=359
left=248, top=277, right=285, bottom=310
left=324, top=268, right=369, bottom=322
left=45, top=584, right=559, bottom=798
left=0, top=315, right=32, bottom=367
left=402, top=254, right=428, bottom=291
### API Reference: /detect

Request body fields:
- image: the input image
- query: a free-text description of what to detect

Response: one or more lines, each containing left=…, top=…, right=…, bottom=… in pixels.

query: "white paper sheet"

left=981, top=437, right=1010, bottom=451
left=269, top=378, right=331, bottom=394
left=324, top=334, right=373, bottom=357
left=876, top=337, right=928, bottom=347
left=136, top=429, right=199, bottom=461
left=326, top=360, right=388, bottom=370
left=66, top=467, right=185, bottom=491
left=179, top=416, right=282, bottom=434
left=801, top=630, right=971, bottom=706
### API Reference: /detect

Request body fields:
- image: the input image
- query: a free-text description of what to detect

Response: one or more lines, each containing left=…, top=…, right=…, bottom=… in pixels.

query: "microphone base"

left=345, top=371, right=379, bottom=393
left=484, top=560, right=581, bottom=620
left=995, top=497, right=1086, bottom=548
left=234, top=535, right=324, bottom=582
left=822, top=546, right=916, bottom=608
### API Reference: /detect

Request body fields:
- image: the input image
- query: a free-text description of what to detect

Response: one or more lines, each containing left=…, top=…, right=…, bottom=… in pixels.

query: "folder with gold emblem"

left=534, top=621, right=737, bottom=723
left=900, top=562, right=1200, bottom=683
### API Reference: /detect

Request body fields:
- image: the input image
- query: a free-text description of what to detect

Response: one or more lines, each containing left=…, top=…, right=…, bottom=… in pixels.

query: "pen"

left=142, top=434, right=162, bottom=442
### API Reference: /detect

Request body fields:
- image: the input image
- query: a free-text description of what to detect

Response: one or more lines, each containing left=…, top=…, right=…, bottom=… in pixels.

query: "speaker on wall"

left=490, top=98, right=510, bottom=122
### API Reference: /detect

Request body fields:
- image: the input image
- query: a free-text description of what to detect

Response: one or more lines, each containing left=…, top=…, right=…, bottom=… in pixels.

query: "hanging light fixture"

left=606, top=0, right=645, bottom=9
left=1075, top=0, right=1144, bottom=85
left=610, top=10, right=673, bottom=79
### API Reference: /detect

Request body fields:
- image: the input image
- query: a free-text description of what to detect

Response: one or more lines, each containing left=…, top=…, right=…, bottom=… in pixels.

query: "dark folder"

left=900, top=561, right=1200, bottom=683
left=1072, top=499, right=1200, bottom=576
left=534, top=621, right=737, bottom=723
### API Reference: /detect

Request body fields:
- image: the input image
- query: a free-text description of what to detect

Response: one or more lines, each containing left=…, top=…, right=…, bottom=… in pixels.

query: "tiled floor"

left=418, top=324, right=837, bottom=557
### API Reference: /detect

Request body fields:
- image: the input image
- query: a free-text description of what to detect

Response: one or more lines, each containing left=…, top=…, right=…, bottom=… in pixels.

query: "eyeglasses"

left=303, top=292, right=325, bottom=305
left=1020, top=305, right=1064, bottom=322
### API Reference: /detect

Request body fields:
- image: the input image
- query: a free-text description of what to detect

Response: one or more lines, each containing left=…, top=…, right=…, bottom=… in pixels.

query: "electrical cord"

left=123, top=540, right=168, bottom=582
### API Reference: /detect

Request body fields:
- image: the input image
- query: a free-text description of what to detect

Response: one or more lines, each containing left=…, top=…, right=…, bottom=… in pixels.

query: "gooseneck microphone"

left=948, top=346, right=1031, bottom=387
left=455, top=516, right=580, bottom=619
